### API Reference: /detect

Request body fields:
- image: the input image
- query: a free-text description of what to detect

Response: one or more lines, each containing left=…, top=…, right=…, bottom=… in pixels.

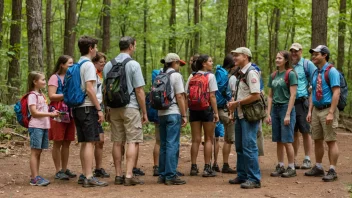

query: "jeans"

left=158, top=114, right=181, bottom=180
left=271, top=104, right=296, bottom=143
left=235, top=116, right=261, bottom=183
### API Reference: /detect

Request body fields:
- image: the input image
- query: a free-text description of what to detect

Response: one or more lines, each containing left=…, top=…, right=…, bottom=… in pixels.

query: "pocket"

left=303, top=99, right=309, bottom=111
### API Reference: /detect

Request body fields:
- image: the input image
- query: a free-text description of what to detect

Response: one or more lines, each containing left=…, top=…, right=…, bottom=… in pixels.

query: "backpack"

left=150, top=70, right=176, bottom=110
left=251, top=63, right=264, bottom=91
left=63, top=60, right=89, bottom=107
left=303, top=59, right=310, bottom=84
left=104, top=58, right=132, bottom=108
left=188, top=72, right=210, bottom=110
left=215, top=66, right=231, bottom=107
left=49, top=75, right=70, bottom=123
left=270, top=69, right=294, bottom=89
left=146, top=69, right=162, bottom=122
left=14, top=92, right=38, bottom=128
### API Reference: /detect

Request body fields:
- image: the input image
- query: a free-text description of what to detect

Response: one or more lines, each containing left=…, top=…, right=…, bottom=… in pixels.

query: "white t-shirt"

left=78, top=56, right=97, bottom=107
left=228, top=75, right=237, bottom=94
left=185, top=71, right=218, bottom=93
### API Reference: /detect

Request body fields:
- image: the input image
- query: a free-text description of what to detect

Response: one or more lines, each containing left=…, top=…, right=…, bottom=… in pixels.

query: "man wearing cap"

left=289, top=43, right=317, bottom=170
left=228, top=47, right=261, bottom=189
left=305, top=45, right=340, bottom=182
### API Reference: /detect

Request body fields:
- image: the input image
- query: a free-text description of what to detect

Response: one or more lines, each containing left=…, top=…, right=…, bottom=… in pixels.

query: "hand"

left=213, top=113, right=219, bottom=123
left=50, top=110, right=59, bottom=117
left=326, top=112, right=334, bottom=125
left=98, top=111, right=104, bottom=123
left=284, top=114, right=290, bottom=126
left=105, top=109, right=111, bottom=123
left=142, top=113, right=149, bottom=125
left=227, top=101, right=238, bottom=112
left=306, top=112, right=312, bottom=123
left=266, top=115, right=272, bottom=125
left=181, top=116, right=188, bottom=127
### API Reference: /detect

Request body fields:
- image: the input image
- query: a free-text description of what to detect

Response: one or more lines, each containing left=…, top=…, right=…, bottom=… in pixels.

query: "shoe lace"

left=326, top=169, right=335, bottom=176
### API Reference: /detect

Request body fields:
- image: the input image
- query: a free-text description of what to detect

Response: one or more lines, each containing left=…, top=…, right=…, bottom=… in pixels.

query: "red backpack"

left=188, top=73, right=210, bottom=110
left=14, top=92, right=38, bottom=128
left=271, top=69, right=293, bottom=88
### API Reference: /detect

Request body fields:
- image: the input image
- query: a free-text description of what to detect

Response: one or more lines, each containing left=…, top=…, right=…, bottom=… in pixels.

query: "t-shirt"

left=228, top=75, right=237, bottom=94
left=28, top=92, right=50, bottom=129
left=96, top=73, right=103, bottom=104
left=48, top=74, right=64, bottom=88
left=158, top=68, right=185, bottom=116
left=78, top=56, right=97, bottom=107
left=268, top=70, right=298, bottom=104
left=293, top=57, right=317, bottom=98
left=103, top=53, right=145, bottom=109
left=185, top=71, right=218, bottom=93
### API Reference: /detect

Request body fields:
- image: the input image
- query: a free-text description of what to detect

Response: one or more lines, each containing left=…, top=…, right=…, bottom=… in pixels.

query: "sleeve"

left=289, top=71, right=298, bottom=86
left=268, top=74, right=272, bottom=88
left=229, top=75, right=237, bottom=92
left=27, top=94, right=37, bottom=106
left=173, top=73, right=185, bottom=94
left=247, top=70, right=260, bottom=93
left=328, top=68, right=340, bottom=88
left=103, top=61, right=112, bottom=80
left=208, top=74, right=218, bottom=92
left=48, top=75, right=59, bottom=87
left=185, top=74, right=192, bottom=92
left=84, top=62, right=97, bottom=83
left=131, top=61, right=146, bottom=88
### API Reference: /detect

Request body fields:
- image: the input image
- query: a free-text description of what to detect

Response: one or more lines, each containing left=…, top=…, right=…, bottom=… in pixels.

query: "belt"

left=315, top=104, right=331, bottom=110
left=273, top=103, right=287, bottom=107
left=295, top=97, right=307, bottom=104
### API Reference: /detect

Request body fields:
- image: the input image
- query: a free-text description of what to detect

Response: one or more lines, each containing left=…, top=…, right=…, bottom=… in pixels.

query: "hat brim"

left=180, top=60, right=186, bottom=66
left=309, top=49, right=320, bottom=53
left=290, top=47, right=300, bottom=51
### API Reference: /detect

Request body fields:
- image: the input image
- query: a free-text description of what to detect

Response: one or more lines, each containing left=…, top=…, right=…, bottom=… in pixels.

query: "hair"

left=195, top=54, right=211, bottom=71
left=28, top=71, right=45, bottom=92
left=248, top=56, right=252, bottom=62
left=222, top=54, right=235, bottom=69
left=119, top=36, right=136, bottom=51
left=92, top=52, right=107, bottom=64
left=190, top=54, right=199, bottom=72
left=161, top=59, right=173, bottom=73
left=278, top=50, right=291, bottom=70
left=78, top=36, right=98, bottom=56
left=52, top=55, right=72, bottom=75
left=321, top=52, right=330, bottom=62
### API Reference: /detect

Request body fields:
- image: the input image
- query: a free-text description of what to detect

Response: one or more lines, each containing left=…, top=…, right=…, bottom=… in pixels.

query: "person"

left=103, top=36, right=148, bottom=186
left=213, top=122, right=225, bottom=172
left=228, top=47, right=261, bottom=189
left=48, top=55, right=77, bottom=180
left=305, top=45, right=340, bottom=182
left=289, top=43, right=316, bottom=169
left=156, top=53, right=187, bottom=185
left=185, top=54, right=219, bottom=177
left=28, top=71, right=59, bottom=186
left=212, top=54, right=237, bottom=174
left=73, top=36, right=108, bottom=187
left=266, top=51, right=298, bottom=178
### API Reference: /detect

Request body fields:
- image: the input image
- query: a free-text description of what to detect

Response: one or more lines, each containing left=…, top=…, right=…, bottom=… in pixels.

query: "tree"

left=0, top=0, right=4, bottom=48
left=185, top=0, right=192, bottom=75
left=291, top=0, right=296, bottom=44
left=46, top=0, right=54, bottom=78
left=267, top=7, right=280, bottom=73
left=254, top=2, right=259, bottom=64
left=143, top=0, right=148, bottom=82
left=311, top=0, right=328, bottom=48
left=169, top=0, right=176, bottom=52
left=337, top=0, right=346, bottom=72
left=64, top=0, right=78, bottom=57
left=193, top=0, right=199, bottom=54
left=102, top=0, right=111, bottom=53
left=225, top=0, right=248, bottom=54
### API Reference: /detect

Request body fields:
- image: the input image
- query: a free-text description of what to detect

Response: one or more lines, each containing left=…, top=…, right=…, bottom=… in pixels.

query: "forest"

left=0, top=0, right=352, bottom=129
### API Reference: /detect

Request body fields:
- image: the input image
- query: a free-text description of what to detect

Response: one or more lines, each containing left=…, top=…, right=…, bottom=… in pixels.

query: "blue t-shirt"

left=312, top=62, right=340, bottom=107
left=293, top=58, right=317, bottom=98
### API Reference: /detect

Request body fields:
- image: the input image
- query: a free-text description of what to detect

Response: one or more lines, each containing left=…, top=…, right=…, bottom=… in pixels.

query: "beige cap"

left=231, top=47, right=252, bottom=57
left=290, top=43, right=302, bottom=51
left=160, top=53, right=186, bottom=66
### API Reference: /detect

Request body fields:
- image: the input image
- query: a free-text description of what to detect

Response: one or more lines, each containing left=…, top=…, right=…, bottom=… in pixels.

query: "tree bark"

left=102, top=0, right=111, bottom=53
left=347, top=1, right=352, bottom=79
left=291, top=0, right=296, bottom=44
left=169, top=0, right=176, bottom=52
left=193, top=0, right=199, bottom=54
left=45, top=0, right=54, bottom=78
left=64, top=0, right=77, bottom=57
left=337, top=0, right=346, bottom=72
left=254, top=2, right=258, bottom=64
left=225, top=0, right=248, bottom=54
left=311, top=0, right=328, bottom=48
left=0, top=0, right=4, bottom=48
left=143, top=0, right=147, bottom=82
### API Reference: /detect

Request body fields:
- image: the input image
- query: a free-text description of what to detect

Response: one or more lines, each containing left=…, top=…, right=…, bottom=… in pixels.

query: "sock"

left=316, top=163, right=323, bottom=169
left=304, top=156, right=310, bottom=160
left=279, top=162, right=284, bottom=167
left=288, top=163, right=295, bottom=170
left=329, top=165, right=336, bottom=170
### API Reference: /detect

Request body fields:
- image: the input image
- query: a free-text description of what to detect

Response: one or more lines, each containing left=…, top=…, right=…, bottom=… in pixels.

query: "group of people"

left=24, top=34, right=342, bottom=190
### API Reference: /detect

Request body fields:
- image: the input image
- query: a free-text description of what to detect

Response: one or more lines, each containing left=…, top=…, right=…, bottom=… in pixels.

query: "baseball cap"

left=160, top=53, right=186, bottom=66
left=231, top=47, right=252, bottom=57
left=290, top=43, right=302, bottom=51
left=309, top=45, right=330, bottom=55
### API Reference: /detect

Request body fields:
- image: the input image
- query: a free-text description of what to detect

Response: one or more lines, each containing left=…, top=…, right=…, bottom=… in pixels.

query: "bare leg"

left=112, top=142, right=123, bottom=176
left=30, top=149, right=42, bottom=178
left=222, top=141, right=232, bottom=164
left=326, top=141, right=339, bottom=166
left=203, top=122, right=215, bottom=165
left=81, top=142, right=95, bottom=178
left=52, top=141, right=63, bottom=172
left=284, top=143, right=295, bottom=164
left=314, top=139, right=324, bottom=163
left=61, top=141, right=71, bottom=171
left=190, top=122, right=202, bottom=164
left=95, top=133, right=104, bottom=169
left=302, top=133, right=312, bottom=157
left=293, top=132, right=300, bottom=161
left=126, top=143, right=139, bottom=178
left=277, top=142, right=285, bottom=163
left=153, top=140, right=160, bottom=166
left=214, top=137, right=220, bottom=164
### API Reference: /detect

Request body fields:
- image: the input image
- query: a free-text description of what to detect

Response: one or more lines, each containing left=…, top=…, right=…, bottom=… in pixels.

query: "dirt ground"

left=0, top=129, right=351, bottom=198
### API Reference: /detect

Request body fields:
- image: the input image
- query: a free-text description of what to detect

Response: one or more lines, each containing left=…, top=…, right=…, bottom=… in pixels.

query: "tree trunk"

left=45, top=0, right=54, bottom=78
left=311, top=0, right=328, bottom=48
left=0, top=0, right=4, bottom=48
left=169, top=0, right=176, bottom=52
left=143, top=0, right=147, bottom=83
left=64, top=0, right=77, bottom=57
left=337, top=0, right=346, bottom=72
left=186, top=0, right=191, bottom=76
left=102, top=0, right=111, bottom=53
left=225, top=0, right=248, bottom=54
left=291, top=0, right=296, bottom=44
left=193, top=0, right=199, bottom=54
left=254, top=2, right=258, bottom=63
left=347, top=2, right=352, bottom=79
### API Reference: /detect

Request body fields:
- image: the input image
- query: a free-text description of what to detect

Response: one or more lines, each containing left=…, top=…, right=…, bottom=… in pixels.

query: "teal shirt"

left=292, top=58, right=317, bottom=98
left=268, top=70, right=298, bottom=104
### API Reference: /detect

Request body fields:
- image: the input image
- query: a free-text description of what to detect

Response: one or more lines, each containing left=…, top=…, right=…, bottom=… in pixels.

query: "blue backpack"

left=251, top=63, right=264, bottom=91
left=146, top=69, right=161, bottom=123
left=63, top=60, right=89, bottom=107
left=215, top=65, right=232, bottom=107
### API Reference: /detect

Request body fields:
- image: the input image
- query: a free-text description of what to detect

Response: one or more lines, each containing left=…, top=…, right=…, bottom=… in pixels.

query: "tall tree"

left=169, top=0, right=176, bottom=52
left=46, top=0, right=54, bottom=78
left=347, top=1, right=352, bottom=79
left=143, top=0, right=147, bottom=82
left=337, top=0, right=346, bottom=72
left=102, top=0, right=111, bottom=53
left=225, top=0, right=248, bottom=54
left=64, top=0, right=78, bottom=57
left=291, top=0, right=296, bottom=44
left=0, top=0, right=4, bottom=48
left=254, top=2, right=259, bottom=64
left=185, top=0, right=191, bottom=75
left=311, top=0, right=328, bottom=48
left=268, top=7, right=280, bottom=73
left=193, top=0, right=199, bottom=54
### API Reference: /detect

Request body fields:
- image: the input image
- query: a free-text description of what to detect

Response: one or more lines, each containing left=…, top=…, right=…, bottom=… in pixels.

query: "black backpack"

left=104, top=58, right=132, bottom=108
left=149, top=70, right=176, bottom=110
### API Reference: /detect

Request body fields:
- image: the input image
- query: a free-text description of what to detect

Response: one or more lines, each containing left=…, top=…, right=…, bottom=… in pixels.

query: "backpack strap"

left=78, top=59, right=90, bottom=66
left=235, top=66, right=256, bottom=100
left=284, top=69, right=293, bottom=88
left=324, top=64, right=334, bottom=87
left=303, top=59, right=309, bottom=80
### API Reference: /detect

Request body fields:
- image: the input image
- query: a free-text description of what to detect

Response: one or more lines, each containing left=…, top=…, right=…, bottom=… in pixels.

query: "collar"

left=293, top=57, right=305, bottom=68
left=79, top=56, right=91, bottom=62
left=164, top=68, right=176, bottom=73
left=240, top=62, right=252, bottom=74
left=318, top=62, right=330, bottom=72
left=117, top=53, right=132, bottom=59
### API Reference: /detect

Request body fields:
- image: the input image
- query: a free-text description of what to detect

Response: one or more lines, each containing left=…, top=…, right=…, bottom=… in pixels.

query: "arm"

left=135, top=86, right=148, bottom=124
left=86, top=80, right=104, bottom=123
left=284, top=85, right=297, bottom=125
left=29, top=105, right=57, bottom=118
left=176, top=93, right=187, bottom=127
left=48, top=85, right=63, bottom=101
left=266, top=88, right=273, bottom=125
left=306, top=93, right=313, bottom=123
left=326, top=87, right=340, bottom=125
left=209, top=91, right=219, bottom=122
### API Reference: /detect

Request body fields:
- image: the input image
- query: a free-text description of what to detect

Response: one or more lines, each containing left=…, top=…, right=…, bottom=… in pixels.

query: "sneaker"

left=82, top=177, right=108, bottom=187
left=229, top=177, right=246, bottom=185
left=124, top=177, right=143, bottom=186
left=55, top=170, right=69, bottom=180
left=114, top=175, right=125, bottom=185
left=94, top=168, right=110, bottom=178
left=153, top=165, right=159, bottom=176
left=305, top=165, right=325, bottom=177
left=270, top=164, right=285, bottom=177
left=322, top=168, right=338, bottom=182
left=202, top=164, right=216, bottom=177
left=176, top=170, right=184, bottom=176
left=281, top=167, right=297, bottom=178
left=222, top=163, right=237, bottom=174
left=165, top=175, right=186, bottom=185
left=212, top=163, right=221, bottom=172
left=132, top=168, right=145, bottom=176
left=157, top=177, right=165, bottom=184
left=64, top=169, right=77, bottom=178
left=190, top=164, right=199, bottom=176
left=240, top=180, right=261, bottom=189
left=294, top=162, right=300, bottom=169
left=30, top=176, right=50, bottom=186
left=301, top=159, right=312, bottom=170
left=77, top=174, right=85, bottom=184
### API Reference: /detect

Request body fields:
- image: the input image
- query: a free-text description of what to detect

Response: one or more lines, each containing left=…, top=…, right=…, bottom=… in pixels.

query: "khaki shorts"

left=218, top=109, right=235, bottom=143
left=311, top=107, right=339, bottom=142
left=155, top=123, right=160, bottom=142
left=110, top=107, right=143, bottom=143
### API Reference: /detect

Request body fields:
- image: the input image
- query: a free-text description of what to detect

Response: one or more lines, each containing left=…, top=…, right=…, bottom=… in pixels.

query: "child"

left=27, top=71, right=59, bottom=186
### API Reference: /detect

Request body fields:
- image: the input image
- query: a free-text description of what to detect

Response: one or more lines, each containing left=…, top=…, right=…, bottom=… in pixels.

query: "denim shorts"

left=271, top=104, right=296, bottom=143
left=28, top=128, right=49, bottom=149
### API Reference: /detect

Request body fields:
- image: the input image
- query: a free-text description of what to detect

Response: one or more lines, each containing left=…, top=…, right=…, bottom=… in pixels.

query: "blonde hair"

left=27, top=71, right=45, bottom=92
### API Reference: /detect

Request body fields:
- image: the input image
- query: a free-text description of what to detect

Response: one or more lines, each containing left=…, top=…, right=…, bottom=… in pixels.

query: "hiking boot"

left=281, top=167, right=297, bottom=178
left=270, top=164, right=285, bottom=177
left=322, top=169, right=338, bottom=182
left=305, top=165, right=325, bottom=177
left=165, top=175, right=186, bottom=185
left=202, top=164, right=216, bottom=177
left=176, top=170, right=184, bottom=176
left=240, top=180, right=261, bottom=189
left=114, top=175, right=125, bottom=185
left=222, top=163, right=237, bottom=174
left=157, top=177, right=165, bottom=184
left=190, top=164, right=199, bottom=176
left=294, top=162, right=300, bottom=169
left=132, top=168, right=145, bottom=176
left=77, top=174, right=85, bottom=184
left=229, top=177, right=246, bottom=185
left=55, top=170, right=69, bottom=180
left=82, top=177, right=108, bottom=187
left=153, top=165, right=159, bottom=176
left=212, top=163, right=221, bottom=172
left=94, top=168, right=110, bottom=178
left=64, top=169, right=77, bottom=178
left=301, top=159, right=312, bottom=170
left=124, top=177, right=143, bottom=186
left=30, top=176, right=50, bottom=186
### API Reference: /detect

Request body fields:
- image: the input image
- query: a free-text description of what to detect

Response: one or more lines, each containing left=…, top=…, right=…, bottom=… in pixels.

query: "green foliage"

left=0, top=103, right=16, bottom=129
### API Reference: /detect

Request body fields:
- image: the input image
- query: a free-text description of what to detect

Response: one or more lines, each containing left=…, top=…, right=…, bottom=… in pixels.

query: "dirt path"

left=0, top=129, right=351, bottom=198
